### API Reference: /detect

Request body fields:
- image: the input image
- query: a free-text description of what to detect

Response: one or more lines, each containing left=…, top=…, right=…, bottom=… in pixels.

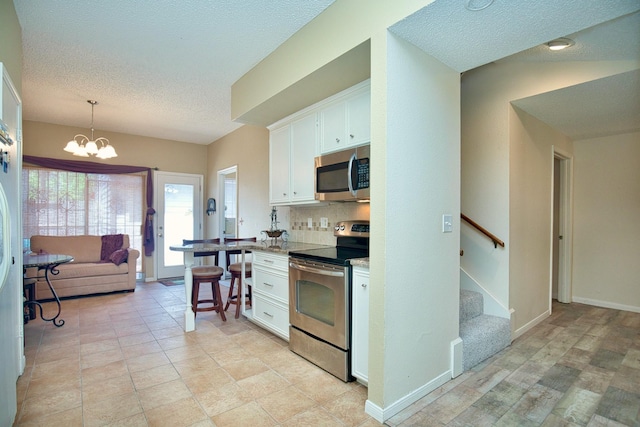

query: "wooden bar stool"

left=183, top=239, right=225, bottom=321
left=191, top=266, right=225, bottom=320
left=223, top=237, right=256, bottom=319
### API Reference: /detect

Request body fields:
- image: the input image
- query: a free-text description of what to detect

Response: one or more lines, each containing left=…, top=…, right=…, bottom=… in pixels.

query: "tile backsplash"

left=272, top=202, right=370, bottom=245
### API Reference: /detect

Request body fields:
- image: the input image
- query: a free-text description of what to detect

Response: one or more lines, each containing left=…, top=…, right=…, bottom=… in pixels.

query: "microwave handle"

left=348, top=152, right=357, bottom=196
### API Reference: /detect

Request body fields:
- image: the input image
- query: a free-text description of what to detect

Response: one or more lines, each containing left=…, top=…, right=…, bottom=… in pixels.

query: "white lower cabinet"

left=250, top=251, right=290, bottom=340
left=351, top=266, right=369, bottom=385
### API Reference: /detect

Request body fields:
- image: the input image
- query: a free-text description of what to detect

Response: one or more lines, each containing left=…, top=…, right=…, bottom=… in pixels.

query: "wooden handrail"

left=461, top=213, right=505, bottom=249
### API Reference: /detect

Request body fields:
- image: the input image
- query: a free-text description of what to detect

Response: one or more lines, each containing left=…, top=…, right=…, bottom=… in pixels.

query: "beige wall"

left=22, top=120, right=209, bottom=278
left=572, top=131, right=640, bottom=311
left=23, top=120, right=208, bottom=173
left=205, top=125, right=270, bottom=240
left=0, top=0, right=22, bottom=94
left=509, top=107, right=573, bottom=331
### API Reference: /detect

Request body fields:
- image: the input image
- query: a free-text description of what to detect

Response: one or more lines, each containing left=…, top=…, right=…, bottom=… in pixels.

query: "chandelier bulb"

left=64, top=100, right=115, bottom=159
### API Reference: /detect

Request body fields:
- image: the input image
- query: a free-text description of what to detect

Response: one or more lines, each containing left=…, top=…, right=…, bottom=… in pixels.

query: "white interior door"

left=156, top=172, right=202, bottom=279
left=218, top=166, right=237, bottom=274
left=218, top=166, right=237, bottom=241
left=552, top=149, right=573, bottom=305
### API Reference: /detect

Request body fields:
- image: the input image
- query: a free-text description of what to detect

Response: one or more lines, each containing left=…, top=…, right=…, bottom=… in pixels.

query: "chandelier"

left=63, top=100, right=117, bottom=159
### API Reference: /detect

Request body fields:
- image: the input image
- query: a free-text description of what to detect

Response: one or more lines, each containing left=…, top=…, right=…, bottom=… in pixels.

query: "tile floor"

left=15, top=282, right=640, bottom=426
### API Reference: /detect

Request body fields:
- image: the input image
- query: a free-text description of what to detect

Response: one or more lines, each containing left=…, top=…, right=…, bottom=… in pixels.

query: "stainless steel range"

left=288, top=220, right=370, bottom=382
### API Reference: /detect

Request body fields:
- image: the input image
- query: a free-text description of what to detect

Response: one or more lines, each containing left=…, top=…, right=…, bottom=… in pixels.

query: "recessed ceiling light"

left=546, top=38, right=575, bottom=51
left=464, top=0, right=494, bottom=11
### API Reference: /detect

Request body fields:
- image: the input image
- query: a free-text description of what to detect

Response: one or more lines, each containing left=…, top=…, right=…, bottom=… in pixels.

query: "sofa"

left=28, top=234, right=140, bottom=300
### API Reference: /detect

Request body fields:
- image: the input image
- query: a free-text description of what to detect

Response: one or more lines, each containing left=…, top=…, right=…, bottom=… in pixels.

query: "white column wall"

left=367, top=31, right=460, bottom=420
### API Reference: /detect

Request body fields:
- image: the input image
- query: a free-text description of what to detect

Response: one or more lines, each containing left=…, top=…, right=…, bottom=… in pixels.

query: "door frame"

left=217, top=166, right=238, bottom=274
left=551, top=147, right=574, bottom=306
left=153, top=171, right=203, bottom=281
left=217, top=165, right=238, bottom=240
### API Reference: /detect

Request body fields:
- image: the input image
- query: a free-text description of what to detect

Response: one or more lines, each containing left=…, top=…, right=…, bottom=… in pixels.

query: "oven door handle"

left=289, top=261, right=345, bottom=277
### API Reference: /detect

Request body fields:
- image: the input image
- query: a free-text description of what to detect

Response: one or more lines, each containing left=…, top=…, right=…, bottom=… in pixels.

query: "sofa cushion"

left=30, top=235, right=130, bottom=264
left=109, top=248, right=129, bottom=266
left=51, top=262, right=129, bottom=279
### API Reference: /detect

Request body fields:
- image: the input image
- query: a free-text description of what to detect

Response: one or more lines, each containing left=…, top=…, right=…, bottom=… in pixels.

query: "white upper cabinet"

left=290, top=114, right=317, bottom=203
left=320, top=80, right=370, bottom=154
left=269, top=113, right=318, bottom=206
left=268, top=79, right=370, bottom=206
left=269, top=125, right=291, bottom=205
left=319, top=101, right=346, bottom=153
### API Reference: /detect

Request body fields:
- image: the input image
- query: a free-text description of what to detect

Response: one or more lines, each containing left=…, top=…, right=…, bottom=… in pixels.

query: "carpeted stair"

left=459, top=289, right=511, bottom=371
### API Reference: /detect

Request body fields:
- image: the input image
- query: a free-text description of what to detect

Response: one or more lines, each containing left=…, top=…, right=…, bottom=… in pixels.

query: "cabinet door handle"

left=335, top=138, right=340, bottom=143
left=350, top=134, right=354, bottom=138
left=361, top=283, right=367, bottom=288
left=263, top=282, right=273, bottom=287
left=264, top=259, right=274, bottom=264
left=263, top=311, right=274, bottom=317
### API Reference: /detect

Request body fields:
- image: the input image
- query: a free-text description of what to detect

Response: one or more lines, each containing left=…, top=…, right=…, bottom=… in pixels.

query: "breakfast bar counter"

left=170, top=240, right=330, bottom=332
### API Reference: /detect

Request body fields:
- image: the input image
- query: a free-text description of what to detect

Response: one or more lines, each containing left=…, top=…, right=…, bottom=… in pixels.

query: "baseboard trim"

left=513, top=309, right=550, bottom=340
left=364, top=370, right=450, bottom=423
left=572, top=297, right=640, bottom=314
left=451, top=337, right=464, bottom=378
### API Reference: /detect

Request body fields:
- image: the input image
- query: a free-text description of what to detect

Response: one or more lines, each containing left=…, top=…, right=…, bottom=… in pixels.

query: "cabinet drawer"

left=252, top=268, right=288, bottom=303
left=252, top=295, right=289, bottom=340
left=253, top=252, right=288, bottom=271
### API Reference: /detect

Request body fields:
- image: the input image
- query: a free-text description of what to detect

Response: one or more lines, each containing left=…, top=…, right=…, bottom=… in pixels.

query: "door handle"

left=158, top=233, right=163, bottom=238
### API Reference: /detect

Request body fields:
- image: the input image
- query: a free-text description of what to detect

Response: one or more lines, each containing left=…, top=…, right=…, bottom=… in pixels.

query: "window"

left=22, top=167, right=144, bottom=271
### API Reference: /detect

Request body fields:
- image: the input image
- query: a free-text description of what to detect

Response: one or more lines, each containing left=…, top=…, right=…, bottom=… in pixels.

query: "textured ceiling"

left=513, top=69, right=640, bottom=140
left=389, top=0, right=640, bottom=73
left=390, top=2, right=640, bottom=141
left=13, top=1, right=640, bottom=145
left=13, top=0, right=335, bottom=144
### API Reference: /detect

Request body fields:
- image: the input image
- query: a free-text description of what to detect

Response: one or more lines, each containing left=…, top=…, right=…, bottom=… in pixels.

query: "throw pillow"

left=109, top=248, right=129, bottom=266
left=101, top=234, right=124, bottom=261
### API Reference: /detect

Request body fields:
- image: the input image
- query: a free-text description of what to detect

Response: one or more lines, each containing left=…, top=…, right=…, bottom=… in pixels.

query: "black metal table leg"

left=23, top=263, right=65, bottom=327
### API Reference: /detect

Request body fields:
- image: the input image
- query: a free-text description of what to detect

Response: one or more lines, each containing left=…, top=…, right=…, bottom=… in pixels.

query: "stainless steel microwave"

left=314, top=145, right=370, bottom=201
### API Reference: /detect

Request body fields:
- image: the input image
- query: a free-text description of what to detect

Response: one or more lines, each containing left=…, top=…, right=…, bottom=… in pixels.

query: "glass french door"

left=155, top=172, right=202, bottom=279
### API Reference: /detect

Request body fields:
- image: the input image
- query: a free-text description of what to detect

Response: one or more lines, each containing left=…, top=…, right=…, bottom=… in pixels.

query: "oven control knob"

left=334, top=225, right=340, bottom=231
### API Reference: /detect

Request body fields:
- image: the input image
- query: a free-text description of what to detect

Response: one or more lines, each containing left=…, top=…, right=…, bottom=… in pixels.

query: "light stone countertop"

left=169, top=240, right=331, bottom=255
left=350, top=257, right=370, bottom=268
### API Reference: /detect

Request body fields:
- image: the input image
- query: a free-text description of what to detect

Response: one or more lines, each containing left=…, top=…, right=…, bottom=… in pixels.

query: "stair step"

left=460, top=314, right=511, bottom=370
left=460, top=290, right=483, bottom=323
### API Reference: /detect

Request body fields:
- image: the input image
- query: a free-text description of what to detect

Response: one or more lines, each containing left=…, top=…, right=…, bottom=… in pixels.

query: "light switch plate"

left=320, top=217, right=328, bottom=228
left=443, top=214, right=453, bottom=233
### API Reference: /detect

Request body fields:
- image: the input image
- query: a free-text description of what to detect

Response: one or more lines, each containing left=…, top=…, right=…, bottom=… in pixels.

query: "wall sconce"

left=206, top=198, right=216, bottom=216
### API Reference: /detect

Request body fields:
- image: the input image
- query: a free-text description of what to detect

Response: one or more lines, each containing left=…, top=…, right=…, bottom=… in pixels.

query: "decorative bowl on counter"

left=261, top=229, right=288, bottom=243
left=263, top=230, right=284, bottom=238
